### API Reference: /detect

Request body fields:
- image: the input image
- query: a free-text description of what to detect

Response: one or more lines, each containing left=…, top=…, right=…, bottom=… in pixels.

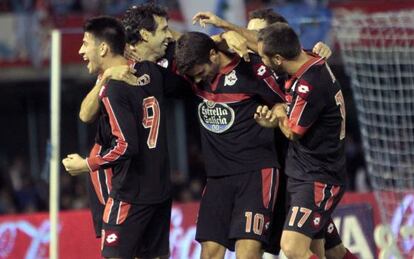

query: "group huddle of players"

left=62, top=3, right=358, bottom=259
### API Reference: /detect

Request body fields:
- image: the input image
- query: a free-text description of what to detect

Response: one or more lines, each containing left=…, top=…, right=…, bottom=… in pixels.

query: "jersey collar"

left=219, top=55, right=241, bottom=75
left=286, top=54, right=325, bottom=91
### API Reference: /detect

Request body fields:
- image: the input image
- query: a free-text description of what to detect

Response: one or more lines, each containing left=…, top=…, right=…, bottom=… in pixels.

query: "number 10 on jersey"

left=142, top=96, right=160, bottom=149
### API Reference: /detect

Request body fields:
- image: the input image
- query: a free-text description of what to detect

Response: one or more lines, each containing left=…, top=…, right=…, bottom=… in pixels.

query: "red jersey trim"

left=209, top=56, right=241, bottom=91
left=271, top=169, right=280, bottom=211
left=116, top=201, right=131, bottom=225
left=220, top=55, right=241, bottom=74
left=103, top=197, right=114, bottom=224
left=288, top=96, right=309, bottom=136
left=261, top=168, right=274, bottom=209
left=325, top=185, right=341, bottom=211
left=314, top=182, right=327, bottom=208
left=195, top=88, right=251, bottom=103
left=263, top=75, right=285, bottom=101
left=286, top=56, right=324, bottom=91
left=86, top=97, right=128, bottom=171
left=104, top=168, right=113, bottom=195
left=89, top=144, right=105, bottom=205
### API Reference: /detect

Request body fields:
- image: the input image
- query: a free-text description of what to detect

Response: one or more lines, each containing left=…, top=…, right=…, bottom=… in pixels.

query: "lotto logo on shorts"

left=327, top=222, right=335, bottom=234
left=104, top=231, right=119, bottom=246
left=312, top=212, right=322, bottom=228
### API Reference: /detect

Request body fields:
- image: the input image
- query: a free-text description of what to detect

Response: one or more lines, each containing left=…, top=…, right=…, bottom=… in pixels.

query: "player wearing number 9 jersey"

left=73, top=16, right=174, bottom=259
left=89, top=60, right=175, bottom=259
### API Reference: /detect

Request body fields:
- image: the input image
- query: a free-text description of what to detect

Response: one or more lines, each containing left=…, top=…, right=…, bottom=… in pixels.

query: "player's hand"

left=124, top=44, right=141, bottom=62
left=272, top=103, right=288, bottom=119
left=211, top=33, right=222, bottom=43
left=62, top=153, right=89, bottom=176
left=192, top=11, right=228, bottom=28
left=312, top=41, right=332, bottom=59
left=103, top=65, right=138, bottom=86
left=254, top=105, right=278, bottom=128
left=221, top=31, right=250, bottom=62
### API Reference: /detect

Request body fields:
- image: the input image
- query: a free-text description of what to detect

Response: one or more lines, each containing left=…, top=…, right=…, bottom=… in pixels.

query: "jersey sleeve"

left=287, top=78, right=326, bottom=136
left=86, top=81, right=139, bottom=171
left=160, top=66, right=193, bottom=98
left=133, top=60, right=192, bottom=98
left=249, top=55, right=286, bottom=105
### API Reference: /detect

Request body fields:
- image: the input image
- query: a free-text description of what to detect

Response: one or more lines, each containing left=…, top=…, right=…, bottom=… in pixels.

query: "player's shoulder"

left=301, top=61, right=334, bottom=92
left=133, top=60, right=159, bottom=73
left=244, top=53, right=273, bottom=80
left=101, top=79, right=132, bottom=100
left=106, top=79, right=133, bottom=92
left=295, top=67, right=328, bottom=101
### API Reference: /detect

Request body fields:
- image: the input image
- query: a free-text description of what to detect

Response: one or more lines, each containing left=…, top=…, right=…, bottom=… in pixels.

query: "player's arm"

left=193, top=12, right=333, bottom=59
left=250, top=56, right=286, bottom=104
left=212, top=31, right=250, bottom=62
left=79, top=65, right=138, bottom=123
left=86, top=81, right=139, bottom=171
left=65, top=81, right=139, bottom=173
left=281, top=80, right=326, bottom=140
left=272, top=103, right=300, bottom=141
left=79, top=77, right=105, bottom=123
left=254, top=103, right=299, bottom=140
left=193, top=11, right=259, bottom=52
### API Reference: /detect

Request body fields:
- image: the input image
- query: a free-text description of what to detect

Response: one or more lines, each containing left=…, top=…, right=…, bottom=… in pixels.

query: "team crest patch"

left=198, top=100, right=235, bottom=133
left=224, top=70, right=237, bottom=86
left=157, top=58, right=169, bottom=68
left=136, top=74, right=150, bottom=86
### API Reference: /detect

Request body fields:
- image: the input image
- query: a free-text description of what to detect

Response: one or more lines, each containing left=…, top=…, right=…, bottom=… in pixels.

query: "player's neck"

left=218, top=51, right=234, bottom=70
left=134, top=45, right=158, bottom=62
left=101, top=55, right=128, bottom=72
left=285, top=50, right=311, bottom=76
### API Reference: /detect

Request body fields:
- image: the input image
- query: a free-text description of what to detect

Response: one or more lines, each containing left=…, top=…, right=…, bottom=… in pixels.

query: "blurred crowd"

left=0, top=0, right=179, bottom=15
left=0, top=0, right=332, bottom=15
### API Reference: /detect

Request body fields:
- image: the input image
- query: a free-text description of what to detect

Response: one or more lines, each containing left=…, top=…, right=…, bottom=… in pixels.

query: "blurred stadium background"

left=0, top=0, right=413, bottom=258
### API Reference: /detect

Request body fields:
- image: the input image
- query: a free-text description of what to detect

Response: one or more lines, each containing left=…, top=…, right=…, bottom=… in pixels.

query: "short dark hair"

left=175, top=31, right=217, bottom=75
left=83, top=16, right=125, bottom=55
left=122, top=3, right=168, bottom=45
left=258, top=22, right=301, bottom=60
left=249, top=8, right=288, bottom=25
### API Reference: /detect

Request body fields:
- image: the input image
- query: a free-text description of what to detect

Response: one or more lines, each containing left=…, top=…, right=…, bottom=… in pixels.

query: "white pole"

left=50, top=29, right=61, bottom=259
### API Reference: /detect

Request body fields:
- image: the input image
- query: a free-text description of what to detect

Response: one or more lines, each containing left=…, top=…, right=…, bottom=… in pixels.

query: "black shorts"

left=283, top=177, right=344, bottom=239
left=101, top=197, right=171, bottom=258
left=87, top=144, right=112, bottom=238
left=324, top=218, right=343, bottom=250
left=86, top=173, right=105, bottom=238
left=196, top=168, right=279, bottom=251
left=263, top=168, right=287, bottom=255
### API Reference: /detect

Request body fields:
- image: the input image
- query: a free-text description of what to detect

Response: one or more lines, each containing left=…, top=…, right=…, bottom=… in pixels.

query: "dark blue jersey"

left=87, top=61, right=171, bottom=204
left=285, top=56, right=346, bottom=185
left=192, top=54, right=285, bottom=177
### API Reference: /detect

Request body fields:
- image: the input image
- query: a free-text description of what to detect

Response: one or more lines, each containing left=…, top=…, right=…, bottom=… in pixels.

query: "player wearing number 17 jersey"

left=257, top=23, right=346, bottom=259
